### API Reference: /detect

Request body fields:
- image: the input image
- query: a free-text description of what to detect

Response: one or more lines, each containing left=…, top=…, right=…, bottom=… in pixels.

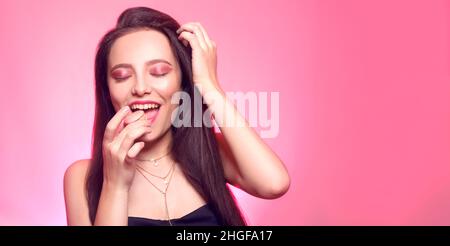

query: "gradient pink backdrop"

left=0, top=0, right=449, bottom=225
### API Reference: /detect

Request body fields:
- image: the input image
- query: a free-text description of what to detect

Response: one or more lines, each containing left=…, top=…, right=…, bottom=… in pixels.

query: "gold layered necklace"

left=134, top=150, right=171, bottom=167
left=135, top=161, right=176, bottom=226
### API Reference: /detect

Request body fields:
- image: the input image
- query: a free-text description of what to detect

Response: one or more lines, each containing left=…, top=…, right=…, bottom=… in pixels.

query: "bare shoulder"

left=64, top=159, right=90, bottom=191
left=63, top=159, right=92, bottom=225
left=64, top=159, right=90, bottom=181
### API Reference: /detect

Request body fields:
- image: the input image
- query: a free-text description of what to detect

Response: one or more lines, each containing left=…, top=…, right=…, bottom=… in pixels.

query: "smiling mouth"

left=130, top=103, right=161, bottom=123
left=130, top=103, right=160, bottom=112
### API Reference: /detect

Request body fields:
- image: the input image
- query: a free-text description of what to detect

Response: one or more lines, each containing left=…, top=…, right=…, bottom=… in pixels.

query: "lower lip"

left=144, top=108, right=160, bottom=124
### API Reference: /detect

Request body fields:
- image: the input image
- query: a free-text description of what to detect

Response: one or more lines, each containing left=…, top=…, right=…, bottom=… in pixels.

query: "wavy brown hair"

left=86, top=6, right=246, bottom=225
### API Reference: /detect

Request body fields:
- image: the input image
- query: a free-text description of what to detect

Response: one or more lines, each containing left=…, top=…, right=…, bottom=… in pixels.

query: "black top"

left=128, top=204, right=221, bottom=226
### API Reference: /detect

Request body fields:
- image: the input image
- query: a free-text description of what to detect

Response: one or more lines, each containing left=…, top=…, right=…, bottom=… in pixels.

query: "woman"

left=64, top=6, right=290, bottom=226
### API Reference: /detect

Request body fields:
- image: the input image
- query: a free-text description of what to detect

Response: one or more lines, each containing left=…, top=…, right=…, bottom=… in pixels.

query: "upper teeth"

left=130, top=104, right=160, bottom=110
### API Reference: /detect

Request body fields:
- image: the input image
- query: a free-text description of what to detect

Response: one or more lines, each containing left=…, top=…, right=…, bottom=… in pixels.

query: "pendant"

left=151, top=159, right=159, bottom=167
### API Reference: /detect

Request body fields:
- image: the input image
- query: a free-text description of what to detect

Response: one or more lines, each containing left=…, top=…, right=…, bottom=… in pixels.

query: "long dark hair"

left=86, top=6, right=246, bottom=225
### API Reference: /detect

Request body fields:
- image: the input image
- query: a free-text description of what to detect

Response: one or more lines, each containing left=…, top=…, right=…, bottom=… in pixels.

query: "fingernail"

left=122, top=106, right=130, bottom=113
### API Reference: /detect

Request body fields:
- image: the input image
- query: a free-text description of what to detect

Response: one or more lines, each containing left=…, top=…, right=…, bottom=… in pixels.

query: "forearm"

left=202, top=86, right=289, bottom=197
left=94, top=182, right=129, bottom=226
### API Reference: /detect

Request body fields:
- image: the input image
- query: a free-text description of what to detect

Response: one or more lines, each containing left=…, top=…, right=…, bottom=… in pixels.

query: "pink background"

left=0, top=0, right=449, bottom=225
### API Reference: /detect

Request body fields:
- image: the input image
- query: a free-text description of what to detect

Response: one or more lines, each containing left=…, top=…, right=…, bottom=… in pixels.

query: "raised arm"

left=64, top=108, right=151, bottom=226
left=177, top=23, right=290, bottom=199
left=210, top=90, right=290, bottom=199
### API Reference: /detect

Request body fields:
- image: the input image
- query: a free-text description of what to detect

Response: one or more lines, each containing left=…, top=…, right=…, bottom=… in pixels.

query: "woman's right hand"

left=102, top=106, right=151, bottom=191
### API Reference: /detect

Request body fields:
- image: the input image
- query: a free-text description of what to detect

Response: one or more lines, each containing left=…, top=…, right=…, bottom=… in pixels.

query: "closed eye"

left=111, top=68, right=132, bottom=82
left=149, top=63, right=172, bottom=77
left=114, top=76, right=131, bottom=82
left=150, top=73, right=168, bottom=78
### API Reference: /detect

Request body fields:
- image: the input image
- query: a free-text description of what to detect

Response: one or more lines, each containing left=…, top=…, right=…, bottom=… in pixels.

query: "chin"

left=138, top=124, right=172, bottom=143
left=139, top=132, right=157, bottom=142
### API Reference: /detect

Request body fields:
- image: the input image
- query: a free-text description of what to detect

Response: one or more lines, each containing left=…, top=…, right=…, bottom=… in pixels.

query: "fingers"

left=127, top=141, right=145, bottom=159
left=114, top=115, right=150, bottom=146
left=195, top=23, right=213, bottom=48
left=123, top=110, right=145, bottom=126
left=178, top=31, right=202, bottom=50
left=177, top=23, right=207, bottom=50
left=104, top=106, right=131, bottom=142
left=113, top=119, right=151, bottom=159
left=112, top=110, right=146, bottom=141
left=119, top=126, right=152, bottom=159
left=177, top=22, right=215, bottom=50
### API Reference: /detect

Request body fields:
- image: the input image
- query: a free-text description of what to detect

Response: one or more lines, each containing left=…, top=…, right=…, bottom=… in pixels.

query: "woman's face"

left=107, top=29, right=182, bottom=142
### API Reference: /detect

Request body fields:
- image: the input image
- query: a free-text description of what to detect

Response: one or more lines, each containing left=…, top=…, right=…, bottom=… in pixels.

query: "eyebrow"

left=110, top=59, right=173, bottom=71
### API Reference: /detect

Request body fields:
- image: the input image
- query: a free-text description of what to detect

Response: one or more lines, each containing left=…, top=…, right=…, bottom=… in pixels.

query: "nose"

left=131, top=75, right=152, bottom=96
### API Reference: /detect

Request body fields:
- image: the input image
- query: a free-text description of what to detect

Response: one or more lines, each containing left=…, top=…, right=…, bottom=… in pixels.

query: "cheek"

left=154, top=76, right=181, bottom=100
left=108, top=81, right=129, bottom=110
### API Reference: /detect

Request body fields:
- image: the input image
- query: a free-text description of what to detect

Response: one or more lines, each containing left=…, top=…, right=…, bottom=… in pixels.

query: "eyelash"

left=152, top=73, right=168, bottom=78
left=113, top=73, right=168, bottom=82
left=114, top=77, right=128, bottom=81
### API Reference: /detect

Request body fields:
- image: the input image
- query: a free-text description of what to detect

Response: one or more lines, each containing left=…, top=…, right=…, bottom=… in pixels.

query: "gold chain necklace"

left=134, top=150, right=171, bottom=167
left=135, top=163, right=176, bottom=226
left=136, top=162, right=174, bottom=182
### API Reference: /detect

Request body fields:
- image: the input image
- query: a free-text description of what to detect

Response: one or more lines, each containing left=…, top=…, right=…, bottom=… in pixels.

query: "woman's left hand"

left=177, top=22, right=222, bottom=95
